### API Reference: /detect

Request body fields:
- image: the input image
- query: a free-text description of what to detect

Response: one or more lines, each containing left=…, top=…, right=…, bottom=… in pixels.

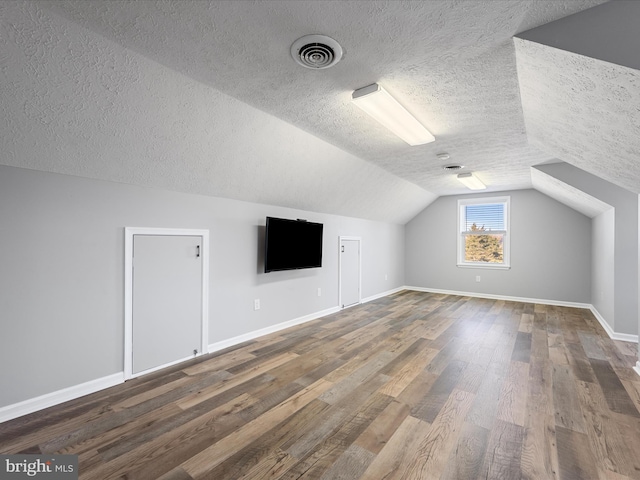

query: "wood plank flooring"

left=2, top=291, right=640, bottom=479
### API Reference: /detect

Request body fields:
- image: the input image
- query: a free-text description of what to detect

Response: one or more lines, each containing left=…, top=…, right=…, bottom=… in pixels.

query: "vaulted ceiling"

left=1, top=0, right=637, bottom=224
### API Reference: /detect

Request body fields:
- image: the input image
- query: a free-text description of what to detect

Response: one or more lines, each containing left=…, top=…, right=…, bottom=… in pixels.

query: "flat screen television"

left=264, top=217, right=323, bottom=273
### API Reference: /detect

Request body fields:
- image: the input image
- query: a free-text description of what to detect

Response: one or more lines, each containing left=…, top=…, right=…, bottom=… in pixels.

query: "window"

left=457, top=196, right=510, bottom=269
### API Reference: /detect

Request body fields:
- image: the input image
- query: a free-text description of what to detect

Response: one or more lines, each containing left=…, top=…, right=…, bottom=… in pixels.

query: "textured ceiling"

left=38, top=0, right=607, bottom=196
left=0, top=1, right=435, bottom=224
left=516, top=36, right=640, bottom=195
left=3, top=0, right=631, bottom=224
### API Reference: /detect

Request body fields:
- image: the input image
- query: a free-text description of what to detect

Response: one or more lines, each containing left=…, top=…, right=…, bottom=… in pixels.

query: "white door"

left=132, top=234, right=203, bottom=375
left=340, top=237, right=361, bottom=308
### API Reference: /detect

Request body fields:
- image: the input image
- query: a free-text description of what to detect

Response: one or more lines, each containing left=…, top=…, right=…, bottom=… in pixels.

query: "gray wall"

left=517, top=0, right=640, bottom=71
left=535, top=163, right=638, bottom=336
left=0, top=165, right=405, bottom=408
left=405, top=189, right=591, bottom=303
left=592, top=209, right=615, bottom=324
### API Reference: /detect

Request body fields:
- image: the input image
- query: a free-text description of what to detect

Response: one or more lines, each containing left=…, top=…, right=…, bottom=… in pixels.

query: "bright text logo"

left=0, top=455, right=77, bottom=479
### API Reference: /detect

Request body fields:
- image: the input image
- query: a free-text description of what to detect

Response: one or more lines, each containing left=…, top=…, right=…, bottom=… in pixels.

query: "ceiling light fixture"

left=457, top=172, right=486, bottom=190
left=351, top=83, right=435, bottom=146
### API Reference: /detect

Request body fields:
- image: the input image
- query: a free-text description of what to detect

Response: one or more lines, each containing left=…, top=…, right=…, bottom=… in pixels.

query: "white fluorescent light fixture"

left=457, top=172, right=486, bottom=190
left=352, top=83, right=435, bottom=146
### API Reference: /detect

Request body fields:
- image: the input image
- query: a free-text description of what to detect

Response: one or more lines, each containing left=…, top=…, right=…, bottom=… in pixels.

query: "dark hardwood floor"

left=2, top=291, right=640, bottom=479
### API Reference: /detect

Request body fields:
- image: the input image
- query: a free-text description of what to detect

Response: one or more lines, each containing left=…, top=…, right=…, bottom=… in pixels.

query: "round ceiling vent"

left=291, top=34, right=343, bottom=69
left=443, top=164, right=464, bottom=171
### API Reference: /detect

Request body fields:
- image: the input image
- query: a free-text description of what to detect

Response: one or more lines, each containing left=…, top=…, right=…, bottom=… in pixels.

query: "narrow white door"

left=340, top=238, right=360, bottom=308
left=132, top=235, right=203, bottom=375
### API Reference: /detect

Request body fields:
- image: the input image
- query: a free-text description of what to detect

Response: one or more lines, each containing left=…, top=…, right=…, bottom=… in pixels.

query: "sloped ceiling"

left=3, top=0, right=636, bottom=224
left=0, top=0, right=436, bottom=224
left=515, top=0, right=640, bottom=213
left=38, top=0, right=607, bottom=196
left=516, top=37, right=640, bottom=195
left=531, top=166, right=612, bottom=218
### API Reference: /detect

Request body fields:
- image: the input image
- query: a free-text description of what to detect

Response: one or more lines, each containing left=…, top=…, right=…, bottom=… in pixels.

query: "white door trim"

left=124, top=227, right=210, bottom=379
left=338, top=236, right=362, bottom=309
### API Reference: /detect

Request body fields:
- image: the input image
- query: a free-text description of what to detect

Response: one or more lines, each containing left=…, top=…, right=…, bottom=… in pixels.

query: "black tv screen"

left=264, top=217, right=323, bottom=273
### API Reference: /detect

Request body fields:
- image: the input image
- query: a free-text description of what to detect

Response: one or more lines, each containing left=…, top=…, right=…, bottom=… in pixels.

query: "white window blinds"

left=462, top=203, right=505, bottom=232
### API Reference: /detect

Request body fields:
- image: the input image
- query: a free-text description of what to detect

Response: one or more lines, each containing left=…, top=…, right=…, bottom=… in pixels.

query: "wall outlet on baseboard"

left=475, top=276, right=481, bottom=283
left=254, top=299, right=260, bottom=310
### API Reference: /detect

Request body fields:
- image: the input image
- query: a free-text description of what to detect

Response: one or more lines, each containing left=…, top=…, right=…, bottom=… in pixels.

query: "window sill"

left=457, top=263, right=511, bottom=270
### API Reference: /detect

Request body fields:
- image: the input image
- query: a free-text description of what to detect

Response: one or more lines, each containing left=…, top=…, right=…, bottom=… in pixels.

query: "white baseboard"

left=361, top=286, right=405, bottom=304
left=208, top=287, right=408, bottom=354
left=405, top=286, right=591, bottom=309
left=130, top=353, right=204, bottom=380
left=4, top=287, right=636, bottom=424
left=208, top=305, right=341, bottom=354
left=0, top=373, right=124, bottom=424
left=2, top=291, right=399, bottom=425
left=610, top=332, right=638, bottom=343
left=406, top=286, right=639, bottom=344
left=588, top=306, right=616, bottom=338
left=589, top=306, right=639, bottom=343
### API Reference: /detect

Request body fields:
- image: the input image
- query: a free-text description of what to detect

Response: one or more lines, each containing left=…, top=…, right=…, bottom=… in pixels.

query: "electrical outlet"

left=385, top=274, right=388, bottom=281
left=254, top=299, right=260, bottom=310
left=475, top=276, right=481, bottom=283
left=317, top=288, right=322, bottom=297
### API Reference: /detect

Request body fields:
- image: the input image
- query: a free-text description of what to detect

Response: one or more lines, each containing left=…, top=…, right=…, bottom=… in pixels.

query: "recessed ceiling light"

left=437, top=153, right=450, bottom=161
left=443, top=164, right=464, bottom=171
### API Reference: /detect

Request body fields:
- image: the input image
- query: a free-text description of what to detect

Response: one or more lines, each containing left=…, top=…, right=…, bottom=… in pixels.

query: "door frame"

left=124, top=227, right=210, bottom=379
left=338, top=236, right=362, bottom=309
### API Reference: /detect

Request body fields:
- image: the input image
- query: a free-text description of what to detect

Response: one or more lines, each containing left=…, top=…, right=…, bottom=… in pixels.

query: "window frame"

left=457, top=196, right=511, bottom=270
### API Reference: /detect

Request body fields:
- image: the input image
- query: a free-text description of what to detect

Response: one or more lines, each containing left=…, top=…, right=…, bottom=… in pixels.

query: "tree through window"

left=458, top=197, right=510, bottom=269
